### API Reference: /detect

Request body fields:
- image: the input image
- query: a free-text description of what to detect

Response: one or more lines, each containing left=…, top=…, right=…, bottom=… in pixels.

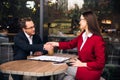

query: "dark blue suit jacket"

left=13, top=31, right=47, bottom=60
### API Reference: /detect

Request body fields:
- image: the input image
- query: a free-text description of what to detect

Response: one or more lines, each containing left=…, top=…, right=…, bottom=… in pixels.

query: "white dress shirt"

left=24, top=32, right=33, bottom=55
left=80, top=32, right=93, bottom=51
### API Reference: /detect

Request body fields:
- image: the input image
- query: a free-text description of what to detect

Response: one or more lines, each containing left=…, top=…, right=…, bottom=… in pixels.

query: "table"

left=0, top=54, right=77, bottom=80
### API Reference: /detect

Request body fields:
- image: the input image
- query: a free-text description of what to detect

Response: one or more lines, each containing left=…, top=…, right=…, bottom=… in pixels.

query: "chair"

left=0, top=37, right=9, bottom=43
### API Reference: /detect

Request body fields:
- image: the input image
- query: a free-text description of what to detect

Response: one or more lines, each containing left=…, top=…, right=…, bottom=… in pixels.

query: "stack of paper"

left=29, top=55, right=70, bottom=62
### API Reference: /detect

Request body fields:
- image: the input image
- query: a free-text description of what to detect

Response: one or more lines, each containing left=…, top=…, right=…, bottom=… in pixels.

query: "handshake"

left=43, top=42, right=59, bottom=55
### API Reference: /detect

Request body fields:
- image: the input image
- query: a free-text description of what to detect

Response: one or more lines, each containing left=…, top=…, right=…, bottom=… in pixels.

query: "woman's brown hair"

left=82, top=11, right=101, bottom=36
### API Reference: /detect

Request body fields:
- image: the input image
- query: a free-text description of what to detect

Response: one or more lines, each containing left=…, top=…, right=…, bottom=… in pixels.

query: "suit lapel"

left=21, top=32, right=29, bottom=44
left=80, top=37, right=90, bottom=52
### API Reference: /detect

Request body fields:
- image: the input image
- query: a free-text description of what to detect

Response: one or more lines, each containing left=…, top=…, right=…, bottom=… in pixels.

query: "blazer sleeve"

left=14, top=34, right=45, bottom=53
left=59, top=35, right=81, bottom=50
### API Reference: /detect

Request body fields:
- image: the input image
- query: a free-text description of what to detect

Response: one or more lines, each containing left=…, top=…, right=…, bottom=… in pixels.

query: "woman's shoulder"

left=92, top=34, right=104, bottom=42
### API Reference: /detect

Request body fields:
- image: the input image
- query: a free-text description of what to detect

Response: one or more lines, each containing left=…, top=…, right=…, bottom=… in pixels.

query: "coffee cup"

left=48, top=48, right=54, bottom=56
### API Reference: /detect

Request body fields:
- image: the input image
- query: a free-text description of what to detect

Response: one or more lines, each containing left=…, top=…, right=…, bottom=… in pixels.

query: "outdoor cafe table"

left=0, top=54, right=77, bottom=79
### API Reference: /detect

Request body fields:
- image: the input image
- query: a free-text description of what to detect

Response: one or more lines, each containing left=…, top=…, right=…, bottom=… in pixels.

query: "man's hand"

left=44, top=43, right=54, bottom=51
left=33, top=51, right=43, bottom=56
left=45, top=42, right=59, bottom=47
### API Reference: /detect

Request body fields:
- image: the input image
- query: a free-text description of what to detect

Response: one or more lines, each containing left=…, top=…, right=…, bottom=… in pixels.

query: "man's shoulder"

left=16, top=31, right=24, bottom=36
left=14, top=32, right=26, bottom=39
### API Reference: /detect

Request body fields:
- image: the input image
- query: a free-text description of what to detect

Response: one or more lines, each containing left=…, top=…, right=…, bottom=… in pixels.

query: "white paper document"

left=29, top=55, right=70, bottom=62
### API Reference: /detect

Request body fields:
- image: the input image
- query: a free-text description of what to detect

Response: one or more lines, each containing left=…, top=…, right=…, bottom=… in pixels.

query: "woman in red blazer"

left=44, top=11, right=105, bottom=80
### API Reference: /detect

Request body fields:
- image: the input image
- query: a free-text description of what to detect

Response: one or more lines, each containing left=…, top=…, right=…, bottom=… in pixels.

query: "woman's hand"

left=43, top=43, right=54, bottom=51
left=70, top=58, right=87, bottom=67
left=45, top=42, right=59, bottom=47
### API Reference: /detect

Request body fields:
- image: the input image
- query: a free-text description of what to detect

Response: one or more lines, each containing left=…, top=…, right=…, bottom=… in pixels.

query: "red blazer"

left=59, top=33, right=105, bottom=80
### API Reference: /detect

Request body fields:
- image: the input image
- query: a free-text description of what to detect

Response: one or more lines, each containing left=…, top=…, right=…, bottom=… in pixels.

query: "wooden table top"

left=0, top=54, right=77, bottom=77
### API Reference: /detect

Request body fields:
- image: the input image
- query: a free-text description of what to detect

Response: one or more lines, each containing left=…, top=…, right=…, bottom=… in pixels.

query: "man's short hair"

left=19, top=17, right=32, bottom=29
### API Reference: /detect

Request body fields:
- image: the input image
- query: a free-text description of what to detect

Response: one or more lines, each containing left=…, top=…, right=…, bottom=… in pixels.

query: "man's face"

left=23, top=21, right=35, bottom=36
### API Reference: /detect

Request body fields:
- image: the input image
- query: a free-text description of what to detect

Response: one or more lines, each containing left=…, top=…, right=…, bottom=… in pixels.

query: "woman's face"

left=79, top=15, right=88, bottom=30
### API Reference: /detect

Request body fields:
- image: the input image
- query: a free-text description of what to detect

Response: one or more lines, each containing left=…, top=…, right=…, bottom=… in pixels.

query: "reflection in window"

left=26, top=1, right=35, bottom=9
left=68, top=0, right=84, bottom=10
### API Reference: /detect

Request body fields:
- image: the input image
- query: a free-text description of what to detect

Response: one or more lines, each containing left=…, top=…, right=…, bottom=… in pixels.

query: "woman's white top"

left=80, top=32, right=93, bottom=51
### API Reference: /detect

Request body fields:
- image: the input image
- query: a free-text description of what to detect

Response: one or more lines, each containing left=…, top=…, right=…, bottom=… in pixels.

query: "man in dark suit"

left=12, top=17, right=50, bottom=80
left=0, top=72, right=4, bottom=80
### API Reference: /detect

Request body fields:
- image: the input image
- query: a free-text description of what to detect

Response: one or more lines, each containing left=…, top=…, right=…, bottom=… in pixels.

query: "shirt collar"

left=24, top=31, right=33, bottom=39
left=82, top=31, right=93, bottom=39
left=87, top=32, right=93, bottom=37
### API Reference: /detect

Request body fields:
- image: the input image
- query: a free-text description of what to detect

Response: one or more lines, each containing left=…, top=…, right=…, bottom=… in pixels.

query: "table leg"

left=23, top=76, right=37, bottom=80
left=51, top=75, right=58, bottom=80
left=31, top=76, right=37, bottom=80
left=50, top=75, right=54, bottom=80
